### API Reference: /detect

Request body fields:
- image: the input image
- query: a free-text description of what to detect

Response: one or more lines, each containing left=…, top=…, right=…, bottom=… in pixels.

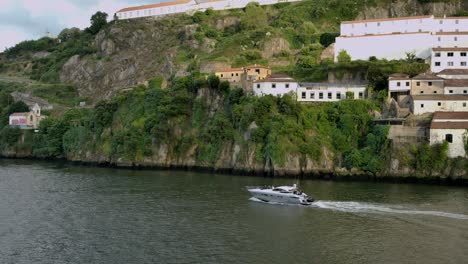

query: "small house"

left=430, top=112, right=468, bottom=158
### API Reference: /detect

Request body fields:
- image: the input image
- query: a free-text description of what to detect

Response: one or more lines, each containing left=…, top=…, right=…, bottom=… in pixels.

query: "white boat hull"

left=248, top=189, right=314, bottom=205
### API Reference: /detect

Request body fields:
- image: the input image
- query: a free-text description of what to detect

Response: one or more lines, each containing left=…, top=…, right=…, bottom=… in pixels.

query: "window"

left=456, top=20, right=459, bottom=24
left=231, top=73, right=234, bottom=77
left=319, top=93, right=323, bottom=99
left=272, top=83, right=276, bottom=88
left=419, top=29, right=422, bottom=32
left=337, top=93, right=341, bottom=100
left=397, top=82, right=401, bottom=87
left=285, top=84, right=290, bottom=88
left=433, top=91, right=437, bottom=94
left=461, top=52, right=467, bottom=57
left=437, top=37, right=441, bottom=42
left=461, top=62, right=467, bottom=66
left=416, top=82, right=421, bottom=86
left=359, top=92, right=364, bottom=99
left=435, top=62, right=441, bottom=66
left=464, top=90, right=467, bottom=94
left=421, top=104, right=424, bottom=108
left=406, top=82, right=410, bottom=86
left=328, top=92, right=332, bottom=99
left=301, top=92, right=306, bottom=99
left=377, top=22, right=381, bottom=26
left=439, top=20, right=443, bottom=24
left=365, top=23, right=367, bottom=27
left=435, top=52, right=441, bottom=57
left=438, top=102, right=441, bottom=106
left=236, top=73, right=239, bottom=76
left=448, top=62, right=454, bottom=66
left=464, top=103, right=467, bottom=107
left=449, top=90, right=454, bottom=94
left=310, top=93, right=315, bottom=99
left=454, top=37, right=458, bottom=41
left=220, top=74, right=224, bottom=77
left=445, top=134, right=453, bottom=143
left=428, top=82, right=433, bottom=86
left=256, top=84, right=260, bottom=89
left=255, top=69, right=260, bottom=74
left=448, top=52, right=454, bottom=57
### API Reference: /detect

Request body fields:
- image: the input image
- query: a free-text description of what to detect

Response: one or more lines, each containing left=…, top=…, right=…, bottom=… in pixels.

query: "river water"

left=1, top=160, right=468, bottom=264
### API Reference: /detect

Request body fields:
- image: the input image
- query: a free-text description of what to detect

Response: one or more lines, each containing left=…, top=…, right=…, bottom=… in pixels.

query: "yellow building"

left=245, top=64, right=271, bottom=81
left=215, top=68, right=244, bottom=83
left=214, top=64, right=271, bottom=85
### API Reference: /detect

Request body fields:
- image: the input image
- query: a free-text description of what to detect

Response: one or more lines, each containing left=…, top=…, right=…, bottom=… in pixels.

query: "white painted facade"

left=253, top=77, right=298, bottom=97
left=430, top=112, right=468, bottom=158
left=116, top=0, right=302, bottom=20
left=411, top=95, right=468, bottom=115
left=431, top=48, right=468, bottom=73
left=430, top=128, right=467, bottom=158
left=297, top=83, right=366, bottom=102
left=335, top=16, right=468, bottom=62
left=389, top=78, right=411, bottom=92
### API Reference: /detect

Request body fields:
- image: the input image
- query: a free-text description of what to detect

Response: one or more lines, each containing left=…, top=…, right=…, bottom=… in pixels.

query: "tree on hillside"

left=87, top=12, right=108, bottom=35
left=240, top=3, right=268, bottom=30
left=320, top=33, right=340, bottom=47
left=337, top=50, right=351, bottom=63
left=6, top=101, right=29, bottom=116
left=58, top=27, right=81, bottom=42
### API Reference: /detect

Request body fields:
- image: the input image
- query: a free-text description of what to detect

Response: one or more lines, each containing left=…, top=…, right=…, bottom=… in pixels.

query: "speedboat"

left=247, top=184, right=314, bottom=205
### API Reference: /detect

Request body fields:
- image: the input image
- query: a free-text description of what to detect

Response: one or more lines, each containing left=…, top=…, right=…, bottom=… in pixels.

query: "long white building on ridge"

left=116, top=0, right=302, bottom=20
left=335, top=15, right=468, bottom=63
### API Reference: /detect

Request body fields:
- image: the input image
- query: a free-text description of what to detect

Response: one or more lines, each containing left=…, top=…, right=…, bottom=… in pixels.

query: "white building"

left=9, top=103, right=45, bottom=129
left=431, top=47, right=468, bottom=73
left=444, top=79, right=468, bottom=95
left=253, top=75, right=298, bottom=97
left=116, top=0, right=302, bottom=20
left=430, top=112, right=468, bottom=158
left=297, top=83, right=366, bottom=102
left=411, top=95, right=468, bottom=115
left=335, top=15, right=468, bottom=62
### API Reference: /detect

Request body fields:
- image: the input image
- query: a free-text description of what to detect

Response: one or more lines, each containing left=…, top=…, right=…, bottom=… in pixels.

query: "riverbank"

left=2, top=156, right=467, bottom=187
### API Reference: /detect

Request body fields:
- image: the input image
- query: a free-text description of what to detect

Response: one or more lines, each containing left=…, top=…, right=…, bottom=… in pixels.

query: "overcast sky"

left=0, top=0, right=169, bottom=51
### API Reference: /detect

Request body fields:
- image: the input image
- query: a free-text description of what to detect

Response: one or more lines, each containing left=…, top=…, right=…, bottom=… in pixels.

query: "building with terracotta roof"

left=253, top=75, right=298, bottom=97
left=430, top=111, right=468, bottom=157
left=9, top=103, right=46, bottom=129
left=411, top=95, right=468, bottom=115
left=215, top=64, right=271, bottom=90
left=335, top=15, right=468, bottom=62
left=116, top=0, right=302, bottom=20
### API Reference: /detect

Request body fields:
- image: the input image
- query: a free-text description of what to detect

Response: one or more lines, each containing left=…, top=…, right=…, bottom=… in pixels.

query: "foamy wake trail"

left=250, top=198, right=468, bottom=220
left=312, top=201, right=468, bottom=220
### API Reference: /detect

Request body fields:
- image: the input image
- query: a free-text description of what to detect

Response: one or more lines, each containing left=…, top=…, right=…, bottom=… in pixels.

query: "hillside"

left=0, top=0, right=467, bottom=181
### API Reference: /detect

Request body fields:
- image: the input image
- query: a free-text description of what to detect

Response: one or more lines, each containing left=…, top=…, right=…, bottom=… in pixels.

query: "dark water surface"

left=1, top=160, right=468, bottom=264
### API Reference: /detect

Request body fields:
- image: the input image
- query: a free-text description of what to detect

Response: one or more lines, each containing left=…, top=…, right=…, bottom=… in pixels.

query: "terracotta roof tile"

left=444, top=79, right=468, bottom=87
left=412, top=95, right=468, bottom=101
left=412, top=73, right=444, bottom=80
left=117, top=0, right=192, bottom=13
left=433, top=47, right=468, bottom=52
left=342, top=15, right=433, bottom=25
left=431, top=122, right=468, bottom=129
left=9, top=112, right=29, bottom=117
left=437, top=69, right=468, bottom=75
left=433, top=111, right=468, bottom=120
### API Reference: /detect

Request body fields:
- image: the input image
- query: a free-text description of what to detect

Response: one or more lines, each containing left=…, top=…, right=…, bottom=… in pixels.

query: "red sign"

left=11, top=118, right=26, bottom=125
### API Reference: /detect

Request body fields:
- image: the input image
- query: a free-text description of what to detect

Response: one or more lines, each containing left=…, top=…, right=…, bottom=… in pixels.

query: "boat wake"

left=249, top=198, right=468, bottom=220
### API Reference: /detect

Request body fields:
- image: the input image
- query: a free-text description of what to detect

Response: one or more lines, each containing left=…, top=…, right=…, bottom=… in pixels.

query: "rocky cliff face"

left=357, top=0, right=464, bottom=19
left=60, top=19, right=188, bottom=100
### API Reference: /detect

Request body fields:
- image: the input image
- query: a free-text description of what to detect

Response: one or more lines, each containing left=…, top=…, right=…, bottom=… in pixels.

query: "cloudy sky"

left=0, top=0, right=169, bottom=50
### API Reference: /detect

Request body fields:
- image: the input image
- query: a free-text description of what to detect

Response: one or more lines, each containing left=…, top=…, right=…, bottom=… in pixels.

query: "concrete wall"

left=335, top=33, right=433, bottom=61
left=297, top=86, right=366, bottom=102
left=388, top=125, right=427, bottom=144
left=430, top=128, right=467, bottom=158
left=445, top=86, right=468, bottom=95
left=411, top=79, right=444, bottom=95
left=412, top=99, right=468, bottom=115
